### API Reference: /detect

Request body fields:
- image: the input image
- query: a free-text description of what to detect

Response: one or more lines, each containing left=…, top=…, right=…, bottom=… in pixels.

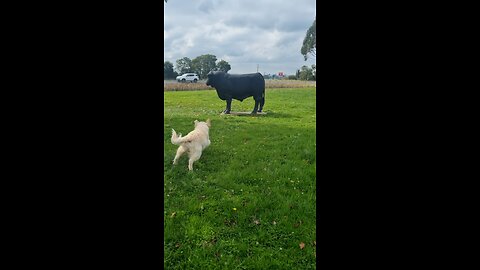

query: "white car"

left=176, top=73, right=199, bottom=83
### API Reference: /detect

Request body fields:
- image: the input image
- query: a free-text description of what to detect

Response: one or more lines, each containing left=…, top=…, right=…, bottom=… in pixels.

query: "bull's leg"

left=224, top=99, right=232, bottom=114
left=251, top=98, right=260, bottom=114
left=258, top=97, right=265, bottom=112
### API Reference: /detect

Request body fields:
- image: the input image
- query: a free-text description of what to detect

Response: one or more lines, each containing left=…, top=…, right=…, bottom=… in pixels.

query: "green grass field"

left=164, top=88, right=316, bottom=269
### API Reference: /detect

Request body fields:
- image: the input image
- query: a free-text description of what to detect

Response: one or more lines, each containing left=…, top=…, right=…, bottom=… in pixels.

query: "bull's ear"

left=206, top=119, right=211, bottom=127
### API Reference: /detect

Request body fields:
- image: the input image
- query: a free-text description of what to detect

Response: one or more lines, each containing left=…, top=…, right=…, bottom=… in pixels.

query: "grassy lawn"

left=164, top=88, right=316, bottom=269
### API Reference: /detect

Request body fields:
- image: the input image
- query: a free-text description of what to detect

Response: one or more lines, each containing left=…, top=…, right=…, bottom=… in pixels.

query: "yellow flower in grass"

left=233, top=208, right=237, bottom=211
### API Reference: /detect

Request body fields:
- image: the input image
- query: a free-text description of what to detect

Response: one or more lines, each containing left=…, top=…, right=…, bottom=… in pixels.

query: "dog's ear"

left=194, top=120, right=198, bottom=126
left=206, top=119, right=211, bottom=127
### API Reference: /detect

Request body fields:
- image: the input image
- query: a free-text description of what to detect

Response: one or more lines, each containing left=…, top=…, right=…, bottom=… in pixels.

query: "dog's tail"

left=171, top=129, right=184, bottom=145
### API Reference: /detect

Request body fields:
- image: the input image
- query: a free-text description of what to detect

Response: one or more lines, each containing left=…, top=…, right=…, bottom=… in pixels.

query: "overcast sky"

left=164, top=0, right=316, bottom=75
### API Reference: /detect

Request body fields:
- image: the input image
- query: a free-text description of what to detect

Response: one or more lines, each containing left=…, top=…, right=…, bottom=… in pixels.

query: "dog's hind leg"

left=188, top=149, right=202, bottom=171
left=173, top=145, right=187, bottom=165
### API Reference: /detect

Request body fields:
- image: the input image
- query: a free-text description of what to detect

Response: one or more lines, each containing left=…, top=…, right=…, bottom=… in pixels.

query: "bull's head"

left=205, top=71, right=216, bottom=87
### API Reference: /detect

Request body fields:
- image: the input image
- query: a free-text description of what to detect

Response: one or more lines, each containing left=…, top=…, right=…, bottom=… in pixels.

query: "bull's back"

left=226, top=73, right=264, bottom=97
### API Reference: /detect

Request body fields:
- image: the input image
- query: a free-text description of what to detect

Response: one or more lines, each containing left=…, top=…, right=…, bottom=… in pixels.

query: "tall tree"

left=175, top=57, right=193, bottom=75
left=301, top=18, right=316, bottom=61
left=216, top=59, right=231, bottom=73
left=164, top=61, right=176, bottom=79
left=299, top=65, right=315, bottom=81
left=191, top=54, right=217, bottom=79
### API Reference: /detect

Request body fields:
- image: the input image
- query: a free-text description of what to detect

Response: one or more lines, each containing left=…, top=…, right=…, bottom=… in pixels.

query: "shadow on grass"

left=220, top=113, right=267, bottom=118
left=217, top=111, right=300, bottom=119
left=263, top=111, right=301, bottom=119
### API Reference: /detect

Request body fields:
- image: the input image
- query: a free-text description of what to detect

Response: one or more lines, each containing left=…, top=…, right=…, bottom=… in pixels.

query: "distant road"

left=164, top=80, right=207, bottom=84
left=164, top=80, right=315, bottom=86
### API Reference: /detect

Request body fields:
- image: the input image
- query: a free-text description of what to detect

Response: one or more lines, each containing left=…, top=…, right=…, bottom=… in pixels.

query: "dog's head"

left=194, top=119, right=211, bottom=129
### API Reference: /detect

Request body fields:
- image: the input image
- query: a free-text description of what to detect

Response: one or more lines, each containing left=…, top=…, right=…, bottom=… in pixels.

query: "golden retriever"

left=171, top=119, right=211, bottom=171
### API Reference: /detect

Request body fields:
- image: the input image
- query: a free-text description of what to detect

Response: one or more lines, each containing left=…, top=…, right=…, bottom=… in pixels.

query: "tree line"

left=287, top=64, right=315, bottom=81
left=164, top=54, right=231, bottom=80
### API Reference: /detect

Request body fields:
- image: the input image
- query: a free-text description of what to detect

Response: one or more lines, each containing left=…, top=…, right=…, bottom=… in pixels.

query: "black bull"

left=206, top=71, right=265, bottom=114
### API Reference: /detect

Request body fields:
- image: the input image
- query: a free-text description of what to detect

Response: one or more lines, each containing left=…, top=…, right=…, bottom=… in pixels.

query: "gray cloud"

left=197, top=0, right=216, bottom=14
left=164, top=0, right=316, bottom=75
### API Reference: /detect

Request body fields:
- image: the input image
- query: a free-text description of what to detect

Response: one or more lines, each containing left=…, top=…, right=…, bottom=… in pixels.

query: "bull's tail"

left=260, top=79, right=265, bottom=110
left=171, top=129, right=184, bottom=145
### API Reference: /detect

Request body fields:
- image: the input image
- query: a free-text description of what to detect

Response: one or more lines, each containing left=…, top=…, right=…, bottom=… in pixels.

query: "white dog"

left=171, top=119, right=211, bottom=171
